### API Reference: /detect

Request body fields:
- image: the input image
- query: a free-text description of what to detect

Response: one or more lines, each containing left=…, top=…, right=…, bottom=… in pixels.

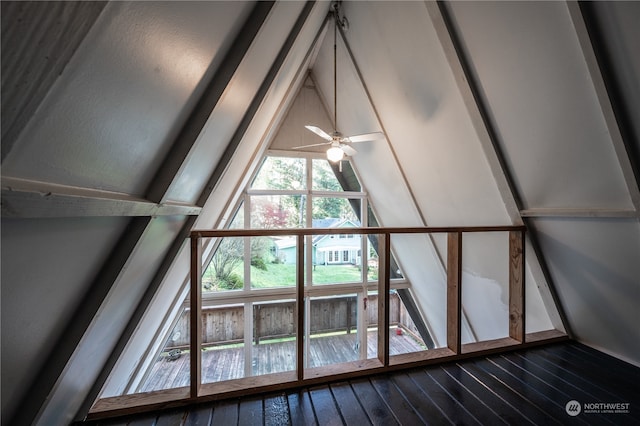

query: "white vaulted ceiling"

left=1, top=1, right=638, bottom=425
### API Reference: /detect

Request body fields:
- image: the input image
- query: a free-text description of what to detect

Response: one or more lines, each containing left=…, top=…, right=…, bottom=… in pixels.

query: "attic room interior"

left=1, top=1, right=639, bottom=425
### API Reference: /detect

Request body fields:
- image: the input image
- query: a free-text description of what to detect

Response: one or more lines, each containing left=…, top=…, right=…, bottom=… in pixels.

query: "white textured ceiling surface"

left=0, top=217, right=129, bottom=420
left=340, top=1, right=512, bottom=226
left=449, top=1, right=633, bottom=210
left=2, top=1, right=254, bottom=196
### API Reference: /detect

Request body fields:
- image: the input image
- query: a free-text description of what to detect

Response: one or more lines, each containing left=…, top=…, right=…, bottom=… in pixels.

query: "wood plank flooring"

left=86, top=342, right=639, bottom=425
left=141, top=330, right=425, bottom=392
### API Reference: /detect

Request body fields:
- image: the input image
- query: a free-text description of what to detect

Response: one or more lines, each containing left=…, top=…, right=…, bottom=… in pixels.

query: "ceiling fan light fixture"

left=294, top=4, right=383, bottom=159
left=327, top=146, right=344, bottom=162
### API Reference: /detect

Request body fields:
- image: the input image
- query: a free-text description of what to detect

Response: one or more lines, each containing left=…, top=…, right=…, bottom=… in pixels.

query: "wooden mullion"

left=296, top=234, right=305, bottom=380
left=447, top=232, right=462, bottom=354
left=509, top=230, right=525, bottom=342
left=190, top=236, right=203, bottom=397
left=377, top=233, right=390, bottom=366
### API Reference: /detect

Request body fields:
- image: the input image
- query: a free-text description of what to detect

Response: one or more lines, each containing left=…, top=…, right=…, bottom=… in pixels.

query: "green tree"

left=204, top=238, right=244, bottom=291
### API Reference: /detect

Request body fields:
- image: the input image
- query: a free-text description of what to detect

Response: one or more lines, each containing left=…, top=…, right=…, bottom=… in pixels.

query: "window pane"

left=252, top=299, right=297, bottom=376
left=312, top=159, right=342, bottom=191
left=252, top=236, right=296, bottom=289
left=312, top=229, right=363, bottom=285
left=251, top=195, right=305, bottom=228
left=389, top=290, right=428, bottom=356
left=203, top=237, right=245, bottom=293
left=306, top=295, right=360, bottom=368
left=201, top=303, right=246, bottom=383
left=251, top=157, right=306, bottom=190
left=312, top=197, right=359, bottom=223
left=137, top=306, right=190, bottom=393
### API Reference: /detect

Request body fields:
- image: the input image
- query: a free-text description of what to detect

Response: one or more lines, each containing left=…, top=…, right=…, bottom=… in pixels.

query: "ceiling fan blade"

left=340, top=144, right=357, bottom=156
left=344, top=131, right=385, bottom=143
left=291, top=141, right=331, bottom=149
left=305, top=125, right=333, bottom=141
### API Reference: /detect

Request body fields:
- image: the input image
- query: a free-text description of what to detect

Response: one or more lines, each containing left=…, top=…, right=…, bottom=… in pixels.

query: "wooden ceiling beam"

left=2, top=177, right=200, bottom=218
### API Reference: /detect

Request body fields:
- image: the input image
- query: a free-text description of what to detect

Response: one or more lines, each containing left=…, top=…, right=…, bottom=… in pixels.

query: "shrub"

left=220, top=273, right=243, bottom=290
left=251, top=256, right=268, bottom=271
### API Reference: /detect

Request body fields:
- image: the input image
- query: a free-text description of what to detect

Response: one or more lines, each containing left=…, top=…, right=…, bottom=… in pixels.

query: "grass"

left=249, top=263, right=378, bottom=288
left=203, top=262, right=378, bottom=292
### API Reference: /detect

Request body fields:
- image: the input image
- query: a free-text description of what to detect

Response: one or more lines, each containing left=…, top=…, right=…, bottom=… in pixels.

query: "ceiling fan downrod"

left=331, top=1, right=349, bottom=136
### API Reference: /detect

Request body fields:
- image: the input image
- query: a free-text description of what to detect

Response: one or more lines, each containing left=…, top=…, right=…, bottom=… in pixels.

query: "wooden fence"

left=166, top=293, right=414, bottom=349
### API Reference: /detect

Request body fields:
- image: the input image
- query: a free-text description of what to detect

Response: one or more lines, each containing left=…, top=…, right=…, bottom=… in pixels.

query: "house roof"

left=275, top=218, right=360, bottom=249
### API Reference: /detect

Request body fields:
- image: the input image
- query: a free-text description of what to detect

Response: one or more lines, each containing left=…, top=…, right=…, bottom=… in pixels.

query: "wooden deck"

left=85, top=341, right=639, bottom=425
left=141, top=330, right=425, bottom=392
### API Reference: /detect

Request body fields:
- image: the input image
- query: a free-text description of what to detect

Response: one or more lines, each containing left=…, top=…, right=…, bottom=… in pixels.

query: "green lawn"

left=246, top=263, right=377, bottom=288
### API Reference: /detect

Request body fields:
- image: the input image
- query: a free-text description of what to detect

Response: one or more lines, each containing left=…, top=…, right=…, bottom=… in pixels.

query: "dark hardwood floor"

left=86, top=341, right=639, bottom=425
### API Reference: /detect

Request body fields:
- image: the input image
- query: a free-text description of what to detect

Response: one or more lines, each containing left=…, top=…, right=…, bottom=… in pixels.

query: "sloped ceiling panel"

left=448, top=1, right=632, bottom=211
left=0, top=216, right=128, bottom=420
left=447, top=1, right=640, bottom=365
left=587, top=1, right=640, bottom=175
left=163, top=2, right=309, bottom=204
left=340, top=1, right=512, bottom=226
left=0, top=1, right=108, bottom=161
left=2, top=1, right=254, bottom=197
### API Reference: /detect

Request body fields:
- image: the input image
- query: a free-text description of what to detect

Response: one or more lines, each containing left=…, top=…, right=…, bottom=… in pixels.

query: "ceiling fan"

left=293, top=2, right=384, bottom=163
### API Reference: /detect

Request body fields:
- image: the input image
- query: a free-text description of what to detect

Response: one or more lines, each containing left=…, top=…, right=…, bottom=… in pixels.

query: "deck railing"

left=89, top=225, right=566, bottom=419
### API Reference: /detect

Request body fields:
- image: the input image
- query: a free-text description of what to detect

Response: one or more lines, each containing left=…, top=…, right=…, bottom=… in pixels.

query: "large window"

left=135, top=154, right=426, bottom=393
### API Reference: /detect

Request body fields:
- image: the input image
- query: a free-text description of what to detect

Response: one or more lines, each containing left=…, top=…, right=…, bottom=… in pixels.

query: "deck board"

left=140, top=331, right=424, bottom=392
left=83, top=342, right=640, bottom=425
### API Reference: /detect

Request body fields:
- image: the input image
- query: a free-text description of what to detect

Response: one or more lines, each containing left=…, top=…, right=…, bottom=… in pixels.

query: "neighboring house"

left=274, top=219, right=362, bottom=265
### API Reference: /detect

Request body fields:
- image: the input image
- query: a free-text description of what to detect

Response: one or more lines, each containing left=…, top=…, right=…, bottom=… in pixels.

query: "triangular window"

left=127, top=154, right=430, bottom=393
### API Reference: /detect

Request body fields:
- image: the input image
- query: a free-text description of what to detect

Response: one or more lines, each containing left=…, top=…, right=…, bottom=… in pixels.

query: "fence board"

left=167, top=294, right=401, bottom=349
